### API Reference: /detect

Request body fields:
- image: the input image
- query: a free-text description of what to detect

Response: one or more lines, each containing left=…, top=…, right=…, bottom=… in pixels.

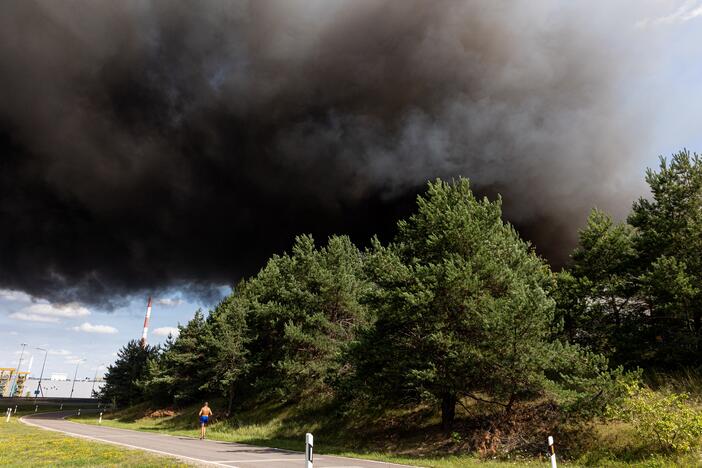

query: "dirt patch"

left=146, top=408, right=176, bottom=418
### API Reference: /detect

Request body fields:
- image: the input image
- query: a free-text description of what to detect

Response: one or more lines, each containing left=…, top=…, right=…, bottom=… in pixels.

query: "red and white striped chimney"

left=140, top=296, right=152, bottom=348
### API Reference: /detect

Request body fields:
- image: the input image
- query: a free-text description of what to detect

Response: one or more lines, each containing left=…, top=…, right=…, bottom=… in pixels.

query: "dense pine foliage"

left=100, top=340, right=158, bottom=407
left=346, top=180, right=603, bottom=428
left=557, top=150, right=702, bottom=369
left=101, top=153, right=702, bottom=431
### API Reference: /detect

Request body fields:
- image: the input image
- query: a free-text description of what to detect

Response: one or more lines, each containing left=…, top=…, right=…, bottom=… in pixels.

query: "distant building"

left=0, top=368, right=15, bottom=396
left=26, top=377, right=105, bottom=398
left=0, top=368, right=29, bottom=397
left=50, top=373, right=68, bottom=381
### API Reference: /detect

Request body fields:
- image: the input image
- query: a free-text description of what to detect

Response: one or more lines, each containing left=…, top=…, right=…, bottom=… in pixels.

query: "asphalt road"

left=21, top=411, right=416, bottom=468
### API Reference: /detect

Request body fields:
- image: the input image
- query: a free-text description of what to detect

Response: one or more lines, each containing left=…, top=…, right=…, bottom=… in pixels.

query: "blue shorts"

left=199, top=415, right=209, bottom=425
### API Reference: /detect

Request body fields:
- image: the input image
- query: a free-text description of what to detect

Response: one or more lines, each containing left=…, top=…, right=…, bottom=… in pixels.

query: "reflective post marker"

left=547, top=436, right=557, bottom=468
left=59, top=404, right=63, bottom=410
left=99, top=412, right=103, bottom=424
left=77, top=409, right=81, bottom=416
left=13, top=405, right=17, bottom=414
left=34, top=405, right=38, bottom=413
left=305, top=433, right=313, bottom=468
left=5, top=408, right=10, bottom=422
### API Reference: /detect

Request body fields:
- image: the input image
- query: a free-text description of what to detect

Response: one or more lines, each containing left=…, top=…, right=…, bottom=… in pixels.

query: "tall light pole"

left=69, top=359, right=85, bottom=399
left=91, top=364, right=105, bottom=397
left=34, top=348, right=48, bottom=400
left=11, top=343, right=27, bottom=397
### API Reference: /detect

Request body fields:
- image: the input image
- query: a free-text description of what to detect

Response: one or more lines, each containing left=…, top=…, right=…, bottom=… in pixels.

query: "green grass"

left=0, top=408, right=189, bottom=467
left=571, top=422, right=702, bottom=467
left=69, top=402, right=556, bottom=467
left=69, top=399, right=702, bottom=467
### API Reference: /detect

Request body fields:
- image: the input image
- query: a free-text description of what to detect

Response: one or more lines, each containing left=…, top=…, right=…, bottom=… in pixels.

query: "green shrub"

left=608, top=382, right=702, bottom=452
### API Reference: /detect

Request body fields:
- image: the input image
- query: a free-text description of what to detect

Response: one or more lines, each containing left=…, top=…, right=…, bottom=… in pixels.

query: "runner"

left=198, top=402, right=212, bottom=440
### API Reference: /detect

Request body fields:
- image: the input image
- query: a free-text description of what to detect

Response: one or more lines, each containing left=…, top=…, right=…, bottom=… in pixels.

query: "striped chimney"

left=140, top=296, right=152, bottom=348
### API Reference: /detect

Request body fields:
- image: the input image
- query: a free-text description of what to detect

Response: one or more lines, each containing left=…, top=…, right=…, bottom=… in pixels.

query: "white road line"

left=316, top=454, right=420, bottom=467
left=20, top=415, right=237, bottom=468
left=59, top=414, right=304, bottom=454
left=22, top=412, right=422, bottom=468
left=210, top=459, right=305, bottom=463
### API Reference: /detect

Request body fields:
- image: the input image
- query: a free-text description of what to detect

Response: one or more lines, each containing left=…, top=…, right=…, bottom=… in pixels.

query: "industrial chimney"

left=140, top=297, right=152, bottom=348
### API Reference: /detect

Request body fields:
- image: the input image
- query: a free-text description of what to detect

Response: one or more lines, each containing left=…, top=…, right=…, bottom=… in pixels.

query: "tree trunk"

left=504, top=393, right=516, bottom=417
left=441, top=392, right=456, bottom=430
left=694, top=310, right=701, bottom=352
left=227, top=382, right=235, bottom=417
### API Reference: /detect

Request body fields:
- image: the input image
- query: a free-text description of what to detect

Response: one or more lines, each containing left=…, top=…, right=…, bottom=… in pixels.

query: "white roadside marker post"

left=60, top=403, right=63, bottom=410
left=547, top=436, right=557, bottom=468
left=13, top=405, right=17, bottom=414
left=77, top=408, right=81, bottom=417
left=34, top=405, right=38, bottom=413
left=99, top=412, right=103, bottom=424
left=305, top=433, right=314, bottom=468
left=5, top=408, right=11, bottom=422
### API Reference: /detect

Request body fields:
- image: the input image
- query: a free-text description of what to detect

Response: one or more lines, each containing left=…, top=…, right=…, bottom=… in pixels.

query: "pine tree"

left=245, top=234, right=370, bottom=400
left=352, top=178, right=586, bottom=429
left=554, top=209, right=644, bottom=366
left=561, top=151, right=702, bottom=368
left=153, top=310, right=221, bottom=405
left=209, top=291, right=251, bottom=415
left=99, top=340, right=158, bottom=407
left=629, top=150, right=702, bottom=365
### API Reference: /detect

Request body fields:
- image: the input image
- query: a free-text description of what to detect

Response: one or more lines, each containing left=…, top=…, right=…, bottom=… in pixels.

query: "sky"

left=0, top=289, right=228, bottom=378
left=641, top=1, right=702, bottom=156
left=1, top=1, right=701, bottom=377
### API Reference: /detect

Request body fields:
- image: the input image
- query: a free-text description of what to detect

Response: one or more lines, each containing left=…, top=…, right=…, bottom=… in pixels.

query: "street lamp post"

left=34, top=348, right=48, bottom=400
left=11, top=343, right=27, bottom=397
left=69, top=359, right=85, bottom=399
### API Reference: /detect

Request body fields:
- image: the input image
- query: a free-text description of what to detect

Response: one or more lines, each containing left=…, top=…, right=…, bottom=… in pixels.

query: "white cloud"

left=0, top=289, right=32, bottom=302
left=4, top=295, right=92, bottom=328
left=49, top=349, right=71, bottom=356
left=156, top=298, right=183, bottom=307
left=637, top=1, right=702, bottom=27
left=71, top=322, right=118, bottom=334
left=152, top=326, right=179, bottom=337
left=20, top=303, right=90, bottom=318
left=8, top=302, right=91, bottom=324
left=9, top=312, right=59, bottom=323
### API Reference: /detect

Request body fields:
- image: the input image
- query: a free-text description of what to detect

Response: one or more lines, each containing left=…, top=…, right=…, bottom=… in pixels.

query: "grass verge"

left=70, top=402, right=551, bottom=467
left=1, top=408, right=188, bottom=467
left=69, top=400, right=702, bottom=467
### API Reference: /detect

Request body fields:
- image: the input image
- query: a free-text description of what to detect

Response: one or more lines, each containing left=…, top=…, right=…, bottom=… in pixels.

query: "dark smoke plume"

left=0, top=1, right=653, bottom=307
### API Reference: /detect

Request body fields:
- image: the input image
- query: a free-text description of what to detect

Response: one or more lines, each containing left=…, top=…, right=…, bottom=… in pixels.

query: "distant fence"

left=0, top=397, right=99, bottom=407
left=25, top=379, right=105, bottom=399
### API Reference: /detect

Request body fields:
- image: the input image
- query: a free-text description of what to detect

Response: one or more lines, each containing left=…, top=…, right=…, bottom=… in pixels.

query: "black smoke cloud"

left=0, top=1, right=652, bottom=307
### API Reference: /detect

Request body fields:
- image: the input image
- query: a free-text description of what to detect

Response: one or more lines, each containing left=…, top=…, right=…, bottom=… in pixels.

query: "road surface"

left=21, top=411, right=416, bottom=468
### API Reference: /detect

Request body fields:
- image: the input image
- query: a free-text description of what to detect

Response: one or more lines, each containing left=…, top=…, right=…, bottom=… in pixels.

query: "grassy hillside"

left=70, top=395, right=702, bottom=467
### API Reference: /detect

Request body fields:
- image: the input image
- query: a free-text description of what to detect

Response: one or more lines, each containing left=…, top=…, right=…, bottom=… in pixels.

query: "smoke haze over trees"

left=102, top=178, right=622, bottom=433
left=99, top=157, right=702, bottom=459
left=0, top=1, right=664, bottom=305
left=558, top=150, right=702, bottom=369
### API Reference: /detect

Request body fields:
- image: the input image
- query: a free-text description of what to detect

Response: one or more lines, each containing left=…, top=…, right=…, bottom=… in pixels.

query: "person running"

left=198, top=402, right=212, bottom=440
